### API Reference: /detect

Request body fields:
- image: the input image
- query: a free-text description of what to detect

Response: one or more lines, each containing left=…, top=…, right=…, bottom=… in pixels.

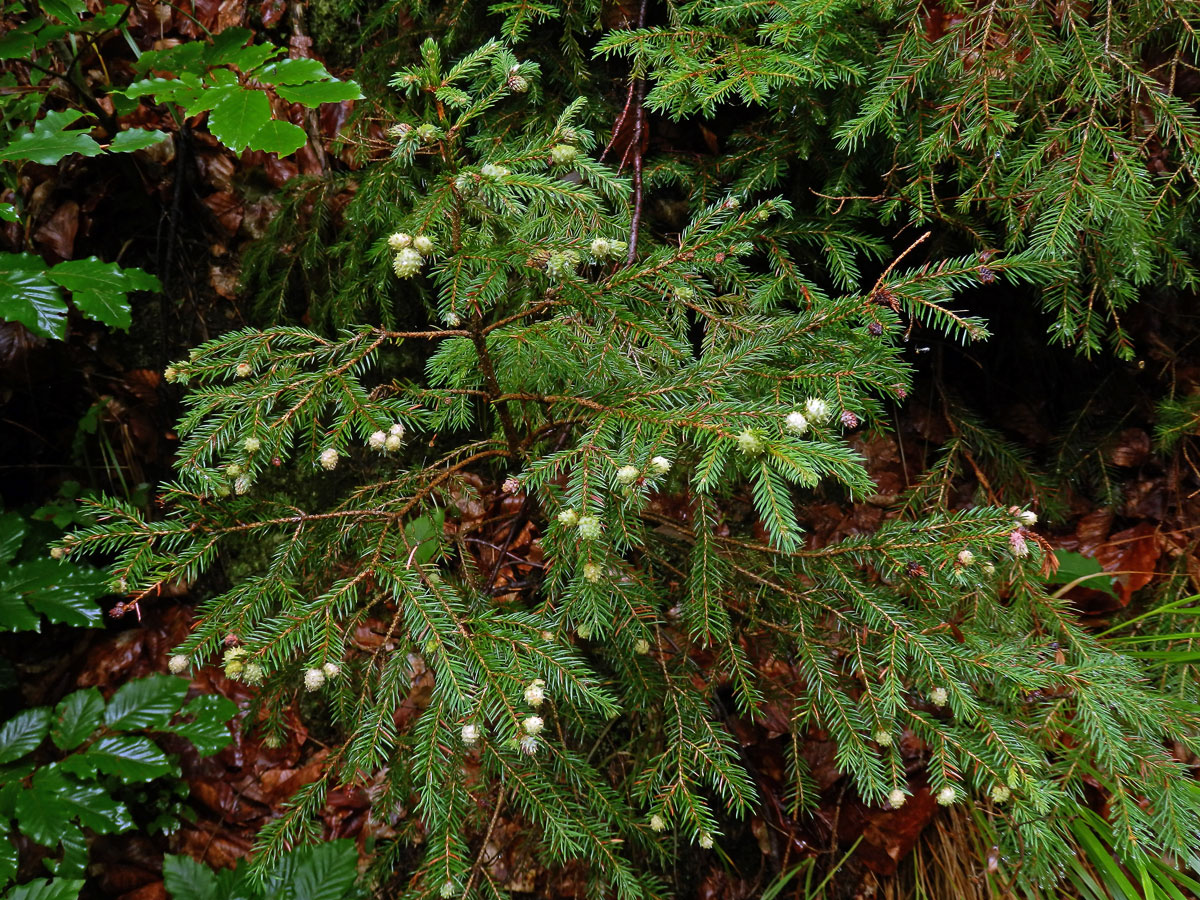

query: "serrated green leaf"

left=203, top=26, right=253, bottom=65
left=0, top=592, right=40, bottom=632
left=49, top=257, right=160, bottom=294
left=107, top=130, right=169, bottom=153
left=0, top=833, right=16, bottom=884
left=162, top=855, right=224, bottom=900
left=48, top=258, right=160, bottom=330
left=70, top=290, right=132, bottom=329
left=133, top=41, right=206, bottom=77
left=207, top=89, right=271, bottom=151
left=274, top=81, right=363, bottom=105
left=183, top=84, right=238, bottom=119
left=39, top=0, right=85, bottom=21
left=222, top=43, right=281, bottom=73
left=0, top=110, right=102, bottom=166
left=246, top=119, right=307, bottom=156
left=51, top=688, right=105, bottom=751
left=104, top=675, right=189, bottom=731
left=123, top=75, right=205, bottom=108
left=59, top=735, right=175, bottom=782
left=0, top=253, right=67, bottom=340
left=167, top=694, right=236, bottom=756
left=0, top=776, right=25, bottom=819
left=403, top=510, right=445, bottom=567
left=78, top=5, right=125, bottom=31
left=48, top=827, right=88, bottom=879
left=2, top=879, right=85, bottom=900
left=0, top=707, right=51, bottom=765
left=0, top=30, right=36, bottom=60
left=1046, top=549, right=1119, bottom=599
left=3, top=559, right=107, bottom=628
left=15, top=767, right=132, bottom=844
left=201, top=30, right=282, bottom=73
left=272, top=840, right=360, bottom=900
left=259, top=57, right=332, bottom=84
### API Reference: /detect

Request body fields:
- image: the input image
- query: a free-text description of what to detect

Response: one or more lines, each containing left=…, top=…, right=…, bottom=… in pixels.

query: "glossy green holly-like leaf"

left=104, top=674, right=189, bottom=731
left=194, top=29, right=281, bottom=74
left=166, top=694, right=237, bottom=756
left=44, top=827, right=88, bottom=879
left=0, top=203, right=16, bottom=223
left=133, top=41, right=207, bottom=76
left=107, top=130, right=169, bottom=153
left=0, top=253, right=67, bottom=339
left=0, top=707, right=51, bottom=765
left=2, top=879, right=86, bottom=900
left=0, top=511, right=27, bottom=566
left=246, top=119, right=307, bottom=156
left=123, top=75, right=206, bottom=108
left=69, top=289, right=132, bottom=329
left=259, top=57, right=332, bottom=84
left=2, top=559, right=107, bottom=628
left=59, top=735, right=176, bottom=782
left=48, top=258, right=160, bottom=330
left=207, top=88, right=271, bottom=151
left=274, top=80, right=363, bottom=105
left=223, top=42, right=280, bottom=73
left=0, top=591, right=40, bottom=632
left=49, top=258, right=160, bottom=295
left=182, top=83, right=238, bottom=118
left=51, top=688, right=105, bottom=751
left=14, top=767, right=132, bottom=845
left=0, top=832, right=16, bottom=884
left=0, top=110, right=103, bottom=166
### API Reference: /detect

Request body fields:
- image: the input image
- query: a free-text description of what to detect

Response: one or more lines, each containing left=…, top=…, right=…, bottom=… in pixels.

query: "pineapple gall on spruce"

left=392, top=248, right=424, bottom=278
left=524, top=679, right=546, bottom=707
left=577, top=515, right=601, bottom=540
left=805, top=397, right=831, bottom=422
left=546, top=250, right=580, bottom=280
left=736, top=430, right=765, bottom=455
left=550, top=143, right=578, bottom=166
